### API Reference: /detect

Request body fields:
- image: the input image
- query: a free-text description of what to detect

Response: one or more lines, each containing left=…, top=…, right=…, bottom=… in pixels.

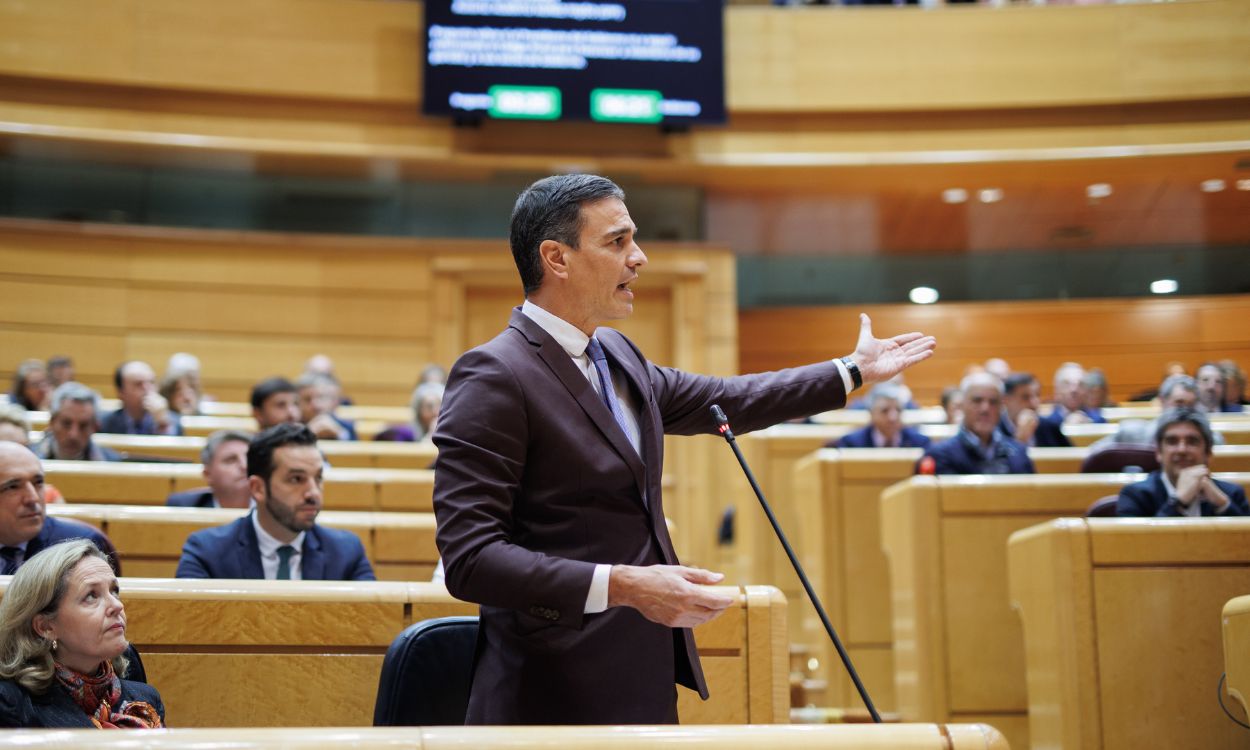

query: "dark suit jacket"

left=25, top=517, right=118, bottom=575
left=0, top=677, right=164, bottom=728
left=166, top=488, right=216, bottom=508
left=433, top=308, right=848, bottom=725
left=99, top=409, right=183, bottom=436
left=833, top=424, right=930, bottom=449
left=917, top=432, right=1036, bottom=475
left=998, top=412, right=1070, bottom=448
left=174, top=512, right=375, bottom=581
left=1116, top=471, right=1249, bottom=517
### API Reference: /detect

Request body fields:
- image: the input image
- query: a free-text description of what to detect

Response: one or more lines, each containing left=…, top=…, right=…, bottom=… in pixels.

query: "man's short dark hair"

left=201, top=429, right=253, bottom=465
left=250, top=377, right=297, bottom=410
left=247, top=422, right=317, bottom=484
left=1155, top=407, right=1214, bottom=453
left=113, top=361, right=136, bottom=391
left=509, top=174, right=626, bottom=295
left=1004, top=372, right=1038, bottom=396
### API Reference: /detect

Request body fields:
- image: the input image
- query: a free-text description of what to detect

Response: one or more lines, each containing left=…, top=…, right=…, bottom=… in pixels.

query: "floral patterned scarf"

left=53, top=660, right=163, bottom=729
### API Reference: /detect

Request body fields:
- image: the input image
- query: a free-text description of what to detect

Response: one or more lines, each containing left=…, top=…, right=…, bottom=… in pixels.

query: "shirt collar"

left=521, top=299, right=591, bottom=359
left=250, top=509, right=305, bottom=556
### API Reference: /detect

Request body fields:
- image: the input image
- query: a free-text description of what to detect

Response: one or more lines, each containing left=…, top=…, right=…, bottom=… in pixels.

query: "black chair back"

left=1080, top=445, right=1159, bottom=474
left=122, top=643, right=147, bottom=684
left=1086, top=494, right=1121, bottom=517
left=373, top=616, right=478, bottom=726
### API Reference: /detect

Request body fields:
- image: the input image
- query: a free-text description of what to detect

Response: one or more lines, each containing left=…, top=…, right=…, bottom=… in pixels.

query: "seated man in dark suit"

left=1041, top=362, right=1107, bottom=430
left=295, top=373, right=357, bottom=441
left=1000, top=372, right=1070, bottom=447
left=32, top=383, right=120, bottom=462
left=1116, top=408, right=1248, bottom=517
left=99, top=360, right=182, bottom=436
left=251, top=377, right=301, bottom=430
left=166, top=430, right=254, bottom=509
left=0, top=442, right=117, bottom=575
left=175, top=423, right=374, bottom=580
left=831, top=382, right=929, bottom=449
left=918, top=373, right=1035, bottom=475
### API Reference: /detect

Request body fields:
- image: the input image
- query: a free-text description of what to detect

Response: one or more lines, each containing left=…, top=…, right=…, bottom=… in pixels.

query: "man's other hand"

left=849, top=314, right=936, bottom=385
left=607, top=564, right=735, bottom=628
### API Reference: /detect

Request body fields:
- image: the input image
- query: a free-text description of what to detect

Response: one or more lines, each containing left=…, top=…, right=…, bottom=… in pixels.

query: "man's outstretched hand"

left=849, top=313, right=936, bottom=385
left=607, top=564, right=735, bottom=629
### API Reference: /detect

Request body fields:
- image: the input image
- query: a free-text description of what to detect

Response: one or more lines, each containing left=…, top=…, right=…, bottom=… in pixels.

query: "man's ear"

left=249, top=475, right=266, bottom=503
left=538, top=239, right=570, bottom=281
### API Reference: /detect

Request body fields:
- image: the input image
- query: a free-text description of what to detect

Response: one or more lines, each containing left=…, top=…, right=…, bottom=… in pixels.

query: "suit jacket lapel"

left=510, top=310, right=648, bottom=494
left=301, top=528, right=324, bottom=580
left=33, top=685, right=96, bottom=728
left=237, top=514, right=266, bottom=579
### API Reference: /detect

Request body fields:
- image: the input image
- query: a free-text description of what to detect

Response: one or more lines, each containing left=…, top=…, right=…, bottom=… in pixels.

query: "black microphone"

left=710, top=404, right=882, bottom=723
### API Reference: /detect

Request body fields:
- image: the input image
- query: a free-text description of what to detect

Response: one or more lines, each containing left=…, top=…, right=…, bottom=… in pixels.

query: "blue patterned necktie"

left=585, top=337, right=637, bottom=448
left=276, top=545, right=295, bottom=580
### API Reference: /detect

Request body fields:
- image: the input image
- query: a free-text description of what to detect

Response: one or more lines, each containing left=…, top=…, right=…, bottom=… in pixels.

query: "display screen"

left=422, top=0, right=725, bottom=125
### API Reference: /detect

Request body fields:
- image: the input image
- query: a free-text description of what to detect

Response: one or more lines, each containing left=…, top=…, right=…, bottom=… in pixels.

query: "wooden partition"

left=1008, top=519, right=1250, bottom=750
left=1223, top=595, right=1250, bottom=723
left=741, top=296, right=1250, bottom=406
left=0, top=724, right=1012, bottom=749
left=791, top=446, right=1250, bottom=713
left=41, top=460, right=435, bottom=512
left=879, top=473, right=1250, bottom=750
left=0, top=580, right=790, bottom=727
left=73, top=432, right=439, bottom=469
left=47, top=504, right=438, bottom=581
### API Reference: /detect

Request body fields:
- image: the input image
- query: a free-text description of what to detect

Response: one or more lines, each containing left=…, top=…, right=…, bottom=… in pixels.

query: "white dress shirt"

left=250, top=511, right=307, bottom=580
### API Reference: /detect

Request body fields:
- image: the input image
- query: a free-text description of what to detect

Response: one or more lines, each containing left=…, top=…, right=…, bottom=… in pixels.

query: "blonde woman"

left=0, top=540, right=163, bottom=728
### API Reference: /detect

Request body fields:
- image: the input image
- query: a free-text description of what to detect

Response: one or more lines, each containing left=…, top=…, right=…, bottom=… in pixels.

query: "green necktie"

left=276, top=545, right=295, bottom=580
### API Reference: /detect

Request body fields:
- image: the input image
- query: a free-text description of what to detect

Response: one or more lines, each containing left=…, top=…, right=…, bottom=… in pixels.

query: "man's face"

left=298, top=384, right=337, bottom=423
left=561, top=197, right=648, bottom=331
left=964, top=384, right=1003, bottom=442
left=118, top=362, right=156, bottom=413
left=254, top=445, right=323, bottom=535
left=21, top=370, right=51, bottom=410
left=1196, top=366, right=1225, bottom=408
left=203, top=440, right=250, bottom=504
left=1156, top=421, right=1209, bottom=484
left=1161, top=387, right=1197, bottom=411
left=1004, top=380, right=1041, bottom=420
left=869, top=398, right=902, bottom=441
left=0, top=445, right=46, bottom=546
left=1054, top=369, right=1085, bottom=411
left=255, top=392, right=300, bottom=430
left=51, top=401, right=97, bottom=459
left=48, top=363, right=74, bottom=388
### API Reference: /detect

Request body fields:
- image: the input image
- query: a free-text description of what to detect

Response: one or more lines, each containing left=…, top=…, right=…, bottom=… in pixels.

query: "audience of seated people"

left=0, top=405, right=30, bottom=447
left=1116, top=408, right=1248, bottom=517
left=44, top=356, right=74, bottom=392
left=99, top=361, right=182, bottom=437
left=32, top=384, right=119, bottom=462
left=174, top=423, right=375, bottom=581
left=0, top=539, right=164, bottom=729
left=830, top=382, right=930, bottom=449
left=0, top=443, right=113, bottom=574
left=917, top=372, right=1036, bottom=475
left=1081, top=367, right=1114, bottom=420
left=1044, top=362, right=1107, bottom=428
left=166, top=430, right=255, bottom=509
left=999, top=372, right=1070, bottom=448
left=9, top=360, right=51, bottom=412
left=1196, top=361, right=1242, bottom=414
left=940, top=385, right=963, bottom=425
left=296, top=373, right=356, bottom=441
left=303, top=354, right=353, bottom=406
left=1220, top=359, right=1248, bottom=409
left=250, top=377, right=301, bottom=430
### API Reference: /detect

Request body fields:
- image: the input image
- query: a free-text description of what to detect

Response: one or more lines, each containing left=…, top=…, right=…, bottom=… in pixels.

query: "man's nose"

left=628, top=242, right=648, bottom=268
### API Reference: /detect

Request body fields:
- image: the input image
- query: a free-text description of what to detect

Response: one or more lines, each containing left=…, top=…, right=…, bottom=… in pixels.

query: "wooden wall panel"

left=740, top=296, right=1250, bottom=405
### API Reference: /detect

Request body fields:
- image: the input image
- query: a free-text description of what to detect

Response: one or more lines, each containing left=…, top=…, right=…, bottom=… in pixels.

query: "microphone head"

left=710, top=404, right=728, bottom=426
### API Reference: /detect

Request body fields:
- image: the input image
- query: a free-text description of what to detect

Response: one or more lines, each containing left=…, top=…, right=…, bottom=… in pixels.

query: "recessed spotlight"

left=978, top=188, right=1003, bottom=204
left=1201, top=179, right=1226, bottom=193
left=1150, top=279, right=1179, bottom=295
left=1086, top=183, right=1112, bottom=199
left=909, top=286, right=939, bottom=305
left=942, top=188, right=968, bottom=204
left=1237, top=179, right=1250, bottom=192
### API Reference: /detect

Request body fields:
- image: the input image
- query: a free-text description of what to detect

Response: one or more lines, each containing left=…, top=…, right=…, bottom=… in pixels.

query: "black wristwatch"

left=840, top=356, right=863, bottom=390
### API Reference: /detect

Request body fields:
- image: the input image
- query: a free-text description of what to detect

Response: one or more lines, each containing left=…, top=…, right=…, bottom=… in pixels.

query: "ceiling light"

left=1150, top=279, right=1179, bottom=295
left=1237, top=179, right=1250, bottom=191
left=1086, top=183, right=1112, bottom=199
left=978, top=188, right=1003, bottom=204
left=909, top=286, right=939, bottom=305
left=1201, top=179, right=1226, bottom=193
left=942, top=188, right=968, bottom=204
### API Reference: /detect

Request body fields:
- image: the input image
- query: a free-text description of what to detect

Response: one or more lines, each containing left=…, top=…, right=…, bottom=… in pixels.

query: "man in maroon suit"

left=433, top=174, right=935, bottom=725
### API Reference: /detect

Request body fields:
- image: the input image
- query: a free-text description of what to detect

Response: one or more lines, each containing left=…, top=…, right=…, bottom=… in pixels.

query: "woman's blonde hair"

left=0, top=539, right=128, bottom=694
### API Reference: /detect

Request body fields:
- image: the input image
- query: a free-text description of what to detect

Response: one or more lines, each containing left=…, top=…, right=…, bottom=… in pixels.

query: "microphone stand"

left=711, top=404, right=882, bottom=723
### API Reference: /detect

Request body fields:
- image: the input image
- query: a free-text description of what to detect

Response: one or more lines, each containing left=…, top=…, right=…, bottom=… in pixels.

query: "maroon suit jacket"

left=433, top=308, right=848, bottom=724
